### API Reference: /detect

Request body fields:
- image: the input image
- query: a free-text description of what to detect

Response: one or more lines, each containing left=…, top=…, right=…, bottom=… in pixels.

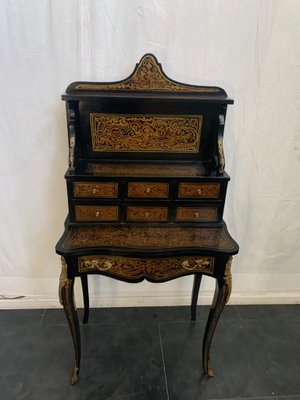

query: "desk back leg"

left=80, top=274, right=90, bottom=324
left=191, top=273, right=202, bottom=321
left=59, top=257, right=81, bottom=385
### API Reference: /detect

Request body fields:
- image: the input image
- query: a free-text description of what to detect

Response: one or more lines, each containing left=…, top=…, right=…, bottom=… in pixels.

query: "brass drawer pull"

left=146, top=187, right=151, bottom=193
left=92, top=188, right=98, bottom=194
left=197, top=188, right=202, bottom=194
left=95, top=211, right=100, bottom=217
left=194, top=211, right=199, bottom=218
left=145, top=212, right=150, bottom=218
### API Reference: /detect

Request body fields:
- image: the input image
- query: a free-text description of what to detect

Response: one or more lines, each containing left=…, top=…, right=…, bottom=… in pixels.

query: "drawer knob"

left=194, top=211, right=199, bottom=218
left=197, top=188, right=202, bottom=194
left=146, top=187, right=151, bottom=194
left=95, top=211, right=100, bottom=217
left=92, top=188, right=98, bottom=194
left=145, top=212, right=150, bottom=218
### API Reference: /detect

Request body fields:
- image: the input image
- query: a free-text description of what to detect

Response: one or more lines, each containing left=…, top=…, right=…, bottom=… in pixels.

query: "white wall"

left=1, top=0, right=300, bottom=309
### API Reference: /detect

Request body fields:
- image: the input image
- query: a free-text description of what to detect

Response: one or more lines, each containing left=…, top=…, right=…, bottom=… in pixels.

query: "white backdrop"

left=1, top=0, right=300, bottom=308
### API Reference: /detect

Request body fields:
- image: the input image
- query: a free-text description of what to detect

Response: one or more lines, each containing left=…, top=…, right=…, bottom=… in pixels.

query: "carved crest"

left=67, top=54, right=224, bottom=94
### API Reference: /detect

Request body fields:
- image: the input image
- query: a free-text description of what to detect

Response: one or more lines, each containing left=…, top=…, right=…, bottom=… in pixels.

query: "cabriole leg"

left=59, top=257, right=81, bottom=385
left=80, top=274, right=90, bottom=324
left=191, top=273, right=202, bottom=321
left=202, top=257, right=232, bottom=378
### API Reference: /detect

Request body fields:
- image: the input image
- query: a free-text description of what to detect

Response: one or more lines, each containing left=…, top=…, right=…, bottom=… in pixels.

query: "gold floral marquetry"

left=178, top=183, right=220, bottom=199
left=62, top=226, right=236, bottom=251
left=127, top=206, right=168, bottom=222
left=74, top=54, right=221, bottom=93
left=75, top=205, right=119, bottom=222
left=128, top=182, right=169, bottom=198
left=175, top=207, right=218, bottom=222
left=78, top=255, right=215, bottom=281
left=89, top=113, right=202, bottom=153
left=73, top=182, right=118, bottom=198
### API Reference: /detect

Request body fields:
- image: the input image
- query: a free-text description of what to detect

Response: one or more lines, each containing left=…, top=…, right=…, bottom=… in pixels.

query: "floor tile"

left=43, top=308, right=110, bottom=326
left=0, top=309, right=45, bottom=325
left=107, top=305, right=239, bottom=325
left=80, top=323, right=168, bottom=400
left=0, top=325, right=84, bottom=399
left=236, top=305, right=300, bottom=321
left=0, top=306, right=299, bottom=400
left=160, top=318, right=300, bottom=400
left=43, top=305, right=239, bottom=328
left=0, top=373, right=83, bottom=400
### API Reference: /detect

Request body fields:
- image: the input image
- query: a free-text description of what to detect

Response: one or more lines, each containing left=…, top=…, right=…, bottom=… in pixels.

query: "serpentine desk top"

left=56, top=223, right=238, bottom=256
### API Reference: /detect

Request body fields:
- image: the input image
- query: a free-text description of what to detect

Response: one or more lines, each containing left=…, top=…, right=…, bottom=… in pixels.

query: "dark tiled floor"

left=0, top=305, right=299, bottom=400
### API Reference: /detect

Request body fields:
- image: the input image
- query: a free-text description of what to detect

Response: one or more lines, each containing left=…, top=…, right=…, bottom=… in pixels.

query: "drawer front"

left=78, top=255, right=215, bottom=281
left=178, top=183, right=220, bottom=199
left=73, top=182, right=118, bottom=198
left=128, top=182, right=169, bottom=198
left=127, top=206, right=168, bottom=222
left=75, top=205, right=119, bottom=222
left=175, top=207, right=218, bottom=222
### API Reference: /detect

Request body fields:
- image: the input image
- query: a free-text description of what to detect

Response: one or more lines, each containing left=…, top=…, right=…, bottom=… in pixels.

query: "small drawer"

left=75, top=205, right=119, bottom=222
left=127, top=206, right=168, bottom=222
left=73, top=182, right=118, bottom=198
left=128, top=182, right=169, bottom=198
left=178, top=183, right=220, bottom=199
left=175, top=207, right=218, bottom=222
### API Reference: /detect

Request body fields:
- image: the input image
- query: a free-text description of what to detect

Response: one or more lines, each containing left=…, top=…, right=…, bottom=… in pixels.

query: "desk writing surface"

left=56, top=224, right=238, bottom=255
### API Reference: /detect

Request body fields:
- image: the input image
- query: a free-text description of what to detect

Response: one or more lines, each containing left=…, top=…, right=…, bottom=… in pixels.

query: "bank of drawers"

left=70, top=180, right=225, bottom=224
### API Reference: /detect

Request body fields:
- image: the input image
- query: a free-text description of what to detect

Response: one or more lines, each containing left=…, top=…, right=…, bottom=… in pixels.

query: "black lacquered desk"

left=55, top=53, right=239, bottom=384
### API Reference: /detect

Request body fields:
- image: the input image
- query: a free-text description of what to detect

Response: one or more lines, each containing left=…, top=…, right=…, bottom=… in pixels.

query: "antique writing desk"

left=55, top=54, right=239, bottom=385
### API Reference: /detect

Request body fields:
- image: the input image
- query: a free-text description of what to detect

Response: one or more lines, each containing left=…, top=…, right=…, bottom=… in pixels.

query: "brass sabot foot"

left=203, top=357, right=214, bottom=378
left=70, top=364, right=79, bottom=385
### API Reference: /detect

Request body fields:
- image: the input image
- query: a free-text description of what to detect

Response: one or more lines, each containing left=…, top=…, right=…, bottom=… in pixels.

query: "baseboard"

left=0, top=291, right=299, bottom=309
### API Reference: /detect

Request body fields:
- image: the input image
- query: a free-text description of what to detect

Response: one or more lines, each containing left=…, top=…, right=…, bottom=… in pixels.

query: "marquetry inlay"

left=89, top=113, right=202, bottom=153
left=62, top=226, right=235, bottom=251
left=75, top=206, right=119, bottom=222
left=175, top=207, right=218, bottom=222
left=128, top=182, right=169, bottom=198
left=127, top=206, right=168, bottom=222
left=178, top=183, right=220, bottom=199
left=78, top=255, right=215, bottom=281
left=73, top=54, right=221, bottom=93
left=73, top=182, right=118, bottom=198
